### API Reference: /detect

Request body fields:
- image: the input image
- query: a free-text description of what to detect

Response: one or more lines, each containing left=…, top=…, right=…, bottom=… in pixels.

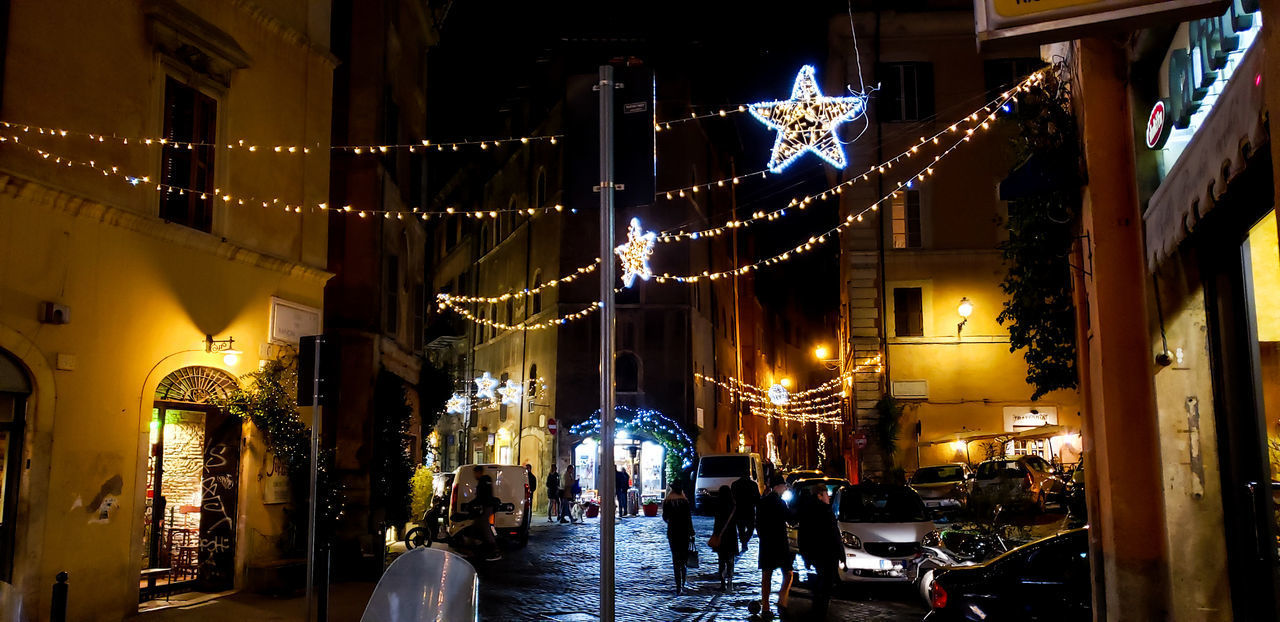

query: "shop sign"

left=1146, top=100, right=1171, bottom=149
left=261, top=450, right=290, bottom=504
left=1003, top=406, right=1060, bottom=432
left=1147, top=0, right=1260, bottom=170
left=974, top=0, right=1228, bottom=50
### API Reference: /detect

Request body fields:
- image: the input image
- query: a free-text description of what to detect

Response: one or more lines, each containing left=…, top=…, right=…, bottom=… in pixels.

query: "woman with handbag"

left=662, top=483, right=695, bottom=594
left=710, top=485, right=738, bottom=591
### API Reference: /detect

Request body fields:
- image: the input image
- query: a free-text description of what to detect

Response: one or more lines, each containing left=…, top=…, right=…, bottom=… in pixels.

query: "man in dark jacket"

left=756, top=475, right=795, bottom=619
left=467, top=466, right=502, bottom=561
left=798, top=488, right=842, bottom=617
left=731, top=474, right=761, bottom=555
left=545, top=464, right=560, bottom=522
left=615, top=466, right=631, bottom=518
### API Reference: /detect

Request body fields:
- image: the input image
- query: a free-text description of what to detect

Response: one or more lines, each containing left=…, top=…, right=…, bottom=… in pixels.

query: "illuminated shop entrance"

left=572, top=435, right=667, bottom=502
left=140, top=366, right=239, bottom=601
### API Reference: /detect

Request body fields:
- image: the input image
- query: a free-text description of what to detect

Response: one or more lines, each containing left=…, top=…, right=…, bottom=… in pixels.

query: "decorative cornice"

left=0, top=173, right=333, bottom=284
left=229, top=0, right=341, bottom=68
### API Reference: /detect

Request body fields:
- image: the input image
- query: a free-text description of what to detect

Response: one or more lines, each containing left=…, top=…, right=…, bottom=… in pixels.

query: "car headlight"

left=841, top=531, right=862, bottom=549
left=781, top=490, right=794, bottom=503
left=697, top=488, right=710, bottom=495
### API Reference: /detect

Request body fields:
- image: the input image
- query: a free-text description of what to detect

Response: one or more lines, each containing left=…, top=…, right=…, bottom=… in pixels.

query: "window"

left=0, top=351, right=29, bottom=582
left=499, top=372, right=509, bottom=421
left=159, top=78, right=216, bottom=231
left=412, top=284, right=425, bottom=350
left=381, top=86, right=399, bottom=180
left=506, top=295, right=515, bottom=329
left=528, top=364, right=539, bottom=397
left=535, top=170, right=547, bottom=207
left=489, top=303, right=497, bottom=340
left=1011, top=440, right=1050, bottom=459
left=531, top=271, right=543, bottom=315
left=383, top=255, right=400, bottom=334
left=477, top=308, right=487, bottom=343
left=892, top=191, right=922, bottom=249
left=893, top=287, right=924, bottom=337
left=984, top=58, right=1044, bottom=102
left=617, top=353, right=640, bottom=393
left=878, top=62, right=934, bottom=122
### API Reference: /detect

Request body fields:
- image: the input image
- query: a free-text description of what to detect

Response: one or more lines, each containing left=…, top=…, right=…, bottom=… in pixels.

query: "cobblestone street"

left=470, top=513, right=930, bottom=622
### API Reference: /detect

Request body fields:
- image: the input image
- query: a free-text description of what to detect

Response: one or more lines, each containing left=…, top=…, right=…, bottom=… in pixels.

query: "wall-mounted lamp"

left=205, top=334, right=242, bottom=366
left=956, top=297, right=973, bottom=335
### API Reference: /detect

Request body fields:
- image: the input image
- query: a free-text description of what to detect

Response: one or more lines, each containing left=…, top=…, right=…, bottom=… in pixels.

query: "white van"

left=693, top=453, right=764, bottom=513
left=448, top=464, right=532, bottom=545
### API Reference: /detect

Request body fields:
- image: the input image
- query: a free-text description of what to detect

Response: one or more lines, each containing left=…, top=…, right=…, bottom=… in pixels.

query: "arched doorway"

left=0, top=349, right=30, bottom=584
left=141, top=366, right=239, bottom=600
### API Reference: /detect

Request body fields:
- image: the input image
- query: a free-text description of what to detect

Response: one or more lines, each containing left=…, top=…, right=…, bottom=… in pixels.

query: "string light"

left=650, top=78, right=1036, bottom=282
left=654, top=71, right=1044, bottom=243
left=656, top=169, right=770, bottom=200
left=653, top=105, right=748, bottom=132
left=2, top=135, right=571, bottom=220
left=436, top=259, right=601, bottom=304
left=0, top=120, right=561, bottom=155
left=748, top=65, right=869, bottom=173
left=614, top=217, right=656, bottom=288
left=436, top=298, right=603, bottom=332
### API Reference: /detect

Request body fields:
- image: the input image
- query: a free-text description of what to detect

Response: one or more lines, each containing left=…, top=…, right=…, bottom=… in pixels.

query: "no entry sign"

left=547, top=418, right=558, bottom=435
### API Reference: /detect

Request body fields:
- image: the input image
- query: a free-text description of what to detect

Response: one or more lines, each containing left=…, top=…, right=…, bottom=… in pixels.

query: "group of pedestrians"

left=544, top=463, right=585, bottom=523
left=660, top=472, right=843, bottom=620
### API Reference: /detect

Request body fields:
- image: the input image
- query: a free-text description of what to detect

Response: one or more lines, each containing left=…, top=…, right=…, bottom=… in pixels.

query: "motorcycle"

left=915, top=505, right=1012, bottom=603
left=404, top=496, right=448, bottom=549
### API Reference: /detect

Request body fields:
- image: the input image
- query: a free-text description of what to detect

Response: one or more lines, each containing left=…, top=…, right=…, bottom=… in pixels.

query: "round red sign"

left=851, top=432, right=867, bottom=449
left=1146, top=100, right=1171, bottom=150
left=547, top=418, right=558, bottom=434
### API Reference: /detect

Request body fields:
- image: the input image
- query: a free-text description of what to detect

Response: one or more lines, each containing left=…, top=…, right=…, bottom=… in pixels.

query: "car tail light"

left=450, top=483, right=460, bottom=515
left=929, top=580, right=947, bottom=609
left=1025, top=471, right=1034, bottom=489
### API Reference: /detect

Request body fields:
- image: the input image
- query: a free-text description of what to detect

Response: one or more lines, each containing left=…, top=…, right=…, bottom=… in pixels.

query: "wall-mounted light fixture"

left=956, top=297, right=974, bottom=335
left=205, top=334, right=242, bottom=366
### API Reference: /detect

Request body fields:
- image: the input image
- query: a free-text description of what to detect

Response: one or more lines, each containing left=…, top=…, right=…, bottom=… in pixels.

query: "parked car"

left=830, top=484, right=937, bottom=582
left=784, top=477, right=850, bottom=554
left=925, top=527, right=1091, bottom=621
left=970, top=456, right=1065, bottom=515
left=447, top=464, right=532, bottom=546
left=909, top=464, right=972, bottom=514
left=784, top=469, right=825, bottom=485
left=693, top=453, right=764, bottom=513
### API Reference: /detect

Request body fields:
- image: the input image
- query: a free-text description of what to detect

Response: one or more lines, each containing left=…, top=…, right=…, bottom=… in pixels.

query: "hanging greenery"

left=570, top=406, right=696, bottom=480
left=998, top=65, right=1081, bottom=400
left=216, top=356, right=343, bottom=551
left=373, top=370, right=415, bottom=526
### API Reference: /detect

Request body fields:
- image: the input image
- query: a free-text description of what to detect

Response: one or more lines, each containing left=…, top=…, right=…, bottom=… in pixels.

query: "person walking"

left=731, top=473, right=761, bottom=555
left=466, top=466, right=502, bottom=562
left=545, top=464, right=560, bottom=522
left=797, top=487, right=841, bottom=618
left=711, top=485, right=738, bottom=591
left=662, top=484, right=695, bottom=594
left=756, top=475, right=795, bottom=619
left=615, top=466, right=631, bottom=518
left=559, top=464, right=576, bottom=523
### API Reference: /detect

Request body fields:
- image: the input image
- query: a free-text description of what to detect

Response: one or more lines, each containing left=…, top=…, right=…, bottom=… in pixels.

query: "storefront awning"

left=1012, top=424, right=1069, bottom=440
left=1144, top=45, right=1269, bottom=271
left=920, top=431, right=1010, bottom=446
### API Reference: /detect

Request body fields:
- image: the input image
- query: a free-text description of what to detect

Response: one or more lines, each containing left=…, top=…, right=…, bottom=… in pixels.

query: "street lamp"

left=956, top=297, right=973, bottom=335
left=813, top=345, right=829, bottom=361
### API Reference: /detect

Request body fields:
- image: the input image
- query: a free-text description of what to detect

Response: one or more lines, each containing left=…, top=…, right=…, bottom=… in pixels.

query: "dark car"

left=783, top=477, right=849, bottom=511
left=784, top=469, right=824, bottom=485
left=925, top=527, right=1091, bottom=621
left=970, top=456, right=1065, bottom=516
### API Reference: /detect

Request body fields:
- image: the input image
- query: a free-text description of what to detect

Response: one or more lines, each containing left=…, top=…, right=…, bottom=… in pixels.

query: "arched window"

left=489, top=302, right=498, bottom=338
left=0, top=350, right=30, bottom=582
left=616, top=352, right=639, bottom=393
left=531, top=271, right=543, bottom=315
left=506, top=295, right=515, bottom=328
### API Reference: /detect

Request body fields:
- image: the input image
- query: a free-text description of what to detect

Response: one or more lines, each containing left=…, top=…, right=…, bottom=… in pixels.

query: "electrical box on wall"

left=39, top=302, right=70, bottom=324
left=891, top=380, right=929, bottom=399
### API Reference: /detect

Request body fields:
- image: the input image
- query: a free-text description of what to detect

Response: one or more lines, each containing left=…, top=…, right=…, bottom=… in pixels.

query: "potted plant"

left=642, top=498, right=660, bottom=517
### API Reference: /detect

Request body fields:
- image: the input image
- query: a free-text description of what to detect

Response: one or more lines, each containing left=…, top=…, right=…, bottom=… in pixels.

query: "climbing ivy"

left=997, top=66, right=1081, bottom=400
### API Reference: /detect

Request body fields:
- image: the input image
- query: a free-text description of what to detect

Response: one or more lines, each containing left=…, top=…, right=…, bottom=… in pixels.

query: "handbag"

left=686, top=537, right=700, bottom=568
left=707, top=507, right=736, bottom=550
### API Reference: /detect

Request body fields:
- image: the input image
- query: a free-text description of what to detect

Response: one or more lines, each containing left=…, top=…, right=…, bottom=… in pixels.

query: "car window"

left=912, top=466, right=965, bottom=484
left=698, top=456, right=750, bottom=478
left=1025, top=457, right=1051, bottom=473
left=977, top=460, right=1022, bottom=480
left=836, top=487, right=928, bottom=523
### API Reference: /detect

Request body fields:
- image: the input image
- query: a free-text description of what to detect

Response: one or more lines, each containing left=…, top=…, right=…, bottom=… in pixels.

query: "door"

left=1205, top=205, right=1280, bottom=620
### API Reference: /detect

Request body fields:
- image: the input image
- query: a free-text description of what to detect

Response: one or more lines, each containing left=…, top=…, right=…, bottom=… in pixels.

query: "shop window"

left=893, top=287, right=924, bottom=337
left=159, top=77, right=216, bottom=232
left=878, top=62, right=934, bottom=122
left=617, top=353, right=640, bottom=393
left=384, top=255, right=400, bottom=335
left=891, top=190, right=922, bottom=249
left=0, top=351, right=29, bottom=583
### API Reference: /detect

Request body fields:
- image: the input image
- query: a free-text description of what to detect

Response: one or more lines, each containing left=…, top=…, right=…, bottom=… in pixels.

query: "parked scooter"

left=914, top=505, right=1012, bottom=603
left=404, top=495, right=448, bottom=549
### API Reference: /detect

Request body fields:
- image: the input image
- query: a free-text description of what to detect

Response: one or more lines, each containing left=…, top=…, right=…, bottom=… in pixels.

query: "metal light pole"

left=305, top=336, right=323, bottom=622
left=596, top=64, right=617, bottom=622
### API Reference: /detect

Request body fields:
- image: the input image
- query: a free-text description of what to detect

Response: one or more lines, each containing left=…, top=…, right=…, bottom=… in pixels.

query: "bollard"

left=50, top=572, right=68, bottom=622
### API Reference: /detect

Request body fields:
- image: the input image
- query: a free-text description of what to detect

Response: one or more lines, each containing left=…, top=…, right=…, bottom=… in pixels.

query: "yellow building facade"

left=0, top=1, right=333, bottom=619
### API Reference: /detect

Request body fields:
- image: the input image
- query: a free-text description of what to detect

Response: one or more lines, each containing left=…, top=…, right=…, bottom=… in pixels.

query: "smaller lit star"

left=768, top=384, right=789, bottom=406
left=614, top=217, right=657, bottom=288
left=446, top=393, right=469, bottom=415
left=498, top=379, right=523, bottom=406
left=474, top=372, right=499, bottom=400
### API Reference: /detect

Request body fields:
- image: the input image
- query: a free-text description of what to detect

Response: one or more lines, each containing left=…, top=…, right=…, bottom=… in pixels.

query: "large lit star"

left=614, top=217, right=656, bottom=288
left=498, top=379, right=523, bottom=407
left=446, top=393, right=469, bottom=415
left=474, top=372, right=498, bottom=400
left=748, top=65, right=868, bottom=173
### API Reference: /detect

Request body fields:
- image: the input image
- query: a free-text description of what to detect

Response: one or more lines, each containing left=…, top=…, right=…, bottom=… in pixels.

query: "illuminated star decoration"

left=768, top=383, right=789, bottom=406
left=446, top=393, right=469, bottom=415
left=474, top=372, right=499, bottom=400
left=748, top=64, right=868, bottom=173
left=498, top=379, right=523, bottom=407
left=614, top=217, right=657, bottom=288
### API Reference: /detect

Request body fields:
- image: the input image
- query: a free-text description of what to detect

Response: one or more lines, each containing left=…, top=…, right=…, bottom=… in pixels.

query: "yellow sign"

left=993, top=0, right=1101, bottom=17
